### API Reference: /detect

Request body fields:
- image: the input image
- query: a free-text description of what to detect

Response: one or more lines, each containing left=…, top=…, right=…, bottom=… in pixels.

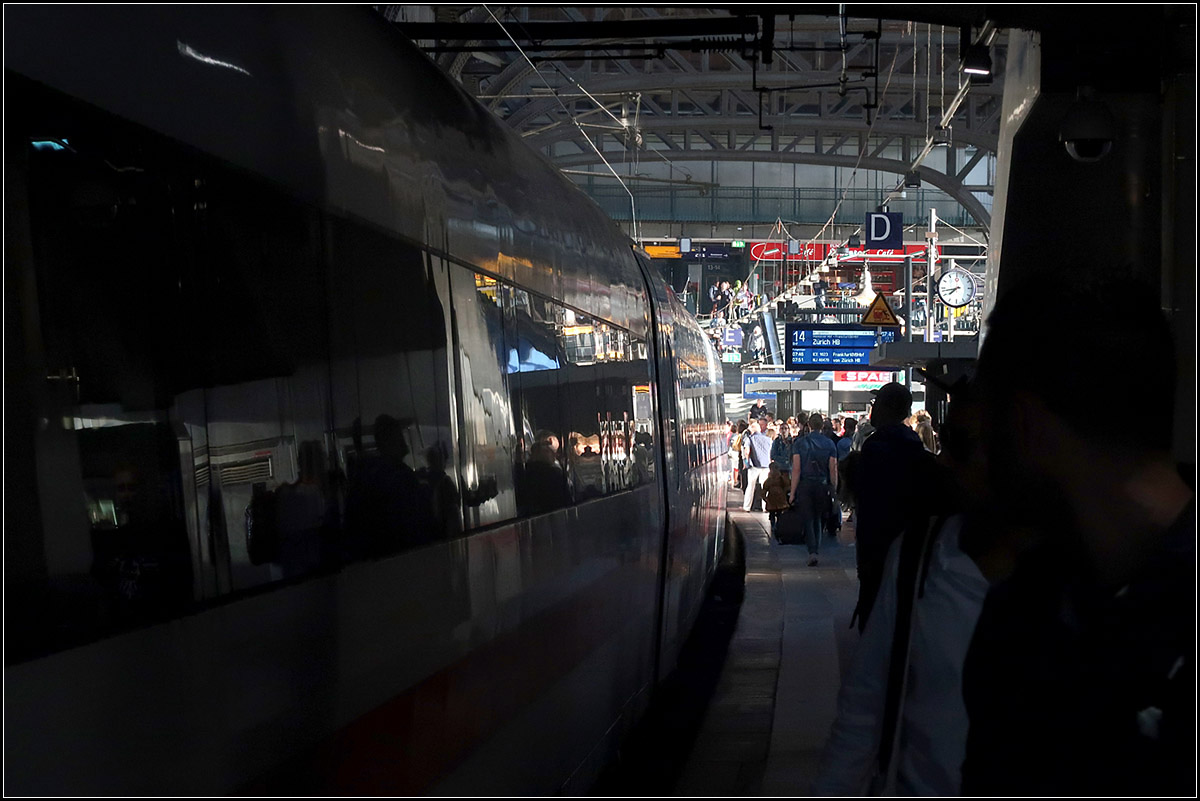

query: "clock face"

left=937, top=269, right=977, bottom=308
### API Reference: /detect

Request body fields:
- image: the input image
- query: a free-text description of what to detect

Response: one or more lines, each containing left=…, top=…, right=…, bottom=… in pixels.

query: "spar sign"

left=833, top=370, right=896, bottom=391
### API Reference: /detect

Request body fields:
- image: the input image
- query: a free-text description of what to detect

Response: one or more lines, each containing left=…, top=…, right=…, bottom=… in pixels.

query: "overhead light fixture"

left=933, top=125, right=952, bottom=147
left=961, top=45, right=992, bottom=76
left=959, top=25, right=992, bottom=77
left=848, top=235, right=861, bottom=248
left=903, top=171, right=922, bottom=188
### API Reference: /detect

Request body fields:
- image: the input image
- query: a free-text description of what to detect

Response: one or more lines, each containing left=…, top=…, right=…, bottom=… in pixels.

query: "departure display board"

left=785, top=323, right=895, bottom=370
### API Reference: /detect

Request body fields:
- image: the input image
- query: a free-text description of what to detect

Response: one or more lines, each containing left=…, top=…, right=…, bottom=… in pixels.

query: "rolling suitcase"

left=775, top=505, right=805, bottom=544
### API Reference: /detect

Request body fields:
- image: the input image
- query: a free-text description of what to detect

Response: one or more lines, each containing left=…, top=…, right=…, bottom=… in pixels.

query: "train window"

left=328, top=219, right=456, bottom=558
left=598, top=325, right=631, bottom=494
left=503, top=286, right=570, bottom=517
left=184, top=166, right=336, bottom=595
left=629, top=338, right=656, bottom=486
left=560, top=307, right=605, bottom=502
left=6, top=77, right=345, bottom=661
left=449, top=267, right=518, bottom=528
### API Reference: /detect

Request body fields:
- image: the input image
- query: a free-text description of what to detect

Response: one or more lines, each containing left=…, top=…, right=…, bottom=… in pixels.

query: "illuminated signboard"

left=789, top=328, right=897, bottom=348
left=644, top=245, right=681, bottom=259
left=784, top=323, right=894, bottom=370
left=833, top=370, right=896, bottom=391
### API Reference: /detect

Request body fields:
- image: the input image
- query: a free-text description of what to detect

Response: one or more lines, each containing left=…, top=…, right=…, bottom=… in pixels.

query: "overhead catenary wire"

left=483, top=5, right=640, bottom=239
left=731, top=22, right=908, bottom=327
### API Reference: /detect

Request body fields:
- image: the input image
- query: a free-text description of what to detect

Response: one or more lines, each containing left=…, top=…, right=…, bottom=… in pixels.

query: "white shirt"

left=812, top=516, right=989, bottom=796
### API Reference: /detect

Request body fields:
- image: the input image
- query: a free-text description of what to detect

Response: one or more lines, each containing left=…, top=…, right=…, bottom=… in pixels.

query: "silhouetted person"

left=851, top=383, right=937, bottom=631
left=345, top=415, right=435, bottom=558
left=814, top=383, right=1017, bottom=795
left=419, top=444, right=461, bottom=537
left=90, top=464, right=193, bottom=623
left=961, top=277, right=1194, bottom=796
left=515, top=430, right=570, bottom=516
left=276, top=441, right=332, bottom=578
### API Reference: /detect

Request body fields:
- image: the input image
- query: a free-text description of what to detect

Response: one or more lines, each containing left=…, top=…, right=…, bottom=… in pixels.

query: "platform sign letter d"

left=865, top=212, right=902, bottom=249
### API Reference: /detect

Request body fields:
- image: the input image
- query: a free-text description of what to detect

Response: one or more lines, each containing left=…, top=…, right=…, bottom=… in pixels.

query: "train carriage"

left=4, top=6, right=725, bottom=795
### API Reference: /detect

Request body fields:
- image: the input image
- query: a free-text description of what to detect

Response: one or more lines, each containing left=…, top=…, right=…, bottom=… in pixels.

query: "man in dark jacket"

left=851, top=383, right=937, bottom=631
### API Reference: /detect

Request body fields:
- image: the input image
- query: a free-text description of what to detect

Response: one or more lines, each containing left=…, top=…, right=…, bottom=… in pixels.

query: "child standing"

left=763, top=463, right=791, bottom=535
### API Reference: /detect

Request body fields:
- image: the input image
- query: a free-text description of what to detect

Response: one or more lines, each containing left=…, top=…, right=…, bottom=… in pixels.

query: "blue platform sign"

left=865, top=212, right=903, bottom=249
left=721, top=326, right=744, bottom=348
left=790, top=328, right=896, bottom=348
left=784, top=323, right=894, bottom=370
left=790, top=348, right=873, bottom=366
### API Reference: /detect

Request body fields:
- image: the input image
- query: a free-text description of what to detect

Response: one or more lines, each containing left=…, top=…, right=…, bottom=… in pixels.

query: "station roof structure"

left=386, top=6, right=1009, bottom=231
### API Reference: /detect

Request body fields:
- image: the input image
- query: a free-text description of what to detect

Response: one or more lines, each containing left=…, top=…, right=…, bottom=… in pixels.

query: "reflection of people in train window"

left=572, top=436, right=604, bottom=501
left=90, top=464, right=193, bottom=623
left=419, top=445, right=461, bottom=536
left=632, top=431, right=654, bottom=485
left=275, top=441, right=331, bottom=579
left=515, top=430, right=570, bottom=516
left=345, top=415, right=436, bottom=559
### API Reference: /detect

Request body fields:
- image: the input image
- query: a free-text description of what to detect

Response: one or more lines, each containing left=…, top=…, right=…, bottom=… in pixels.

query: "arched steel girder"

left=551, top=149, right=992, bottom=228
left=527, top=116, right=999, bottom=154
left=503, top=70, right=1004, bottom=129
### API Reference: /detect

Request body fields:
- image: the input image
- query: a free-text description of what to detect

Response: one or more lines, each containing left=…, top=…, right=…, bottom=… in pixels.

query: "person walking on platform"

left=741, top=420, right=773, bottom=512
left=731, top=420, right=748, bottom=490
left=850, top=384, right=937, bottom=632
left=837, top=417, right=858, bottom=522
left=790, top=412, right=839, bottom=566
left=771, top=421, right=795, bottom=480
left=960, top=277, right=1195, bottom=797
left=812, top=382, right=1023, bottom=796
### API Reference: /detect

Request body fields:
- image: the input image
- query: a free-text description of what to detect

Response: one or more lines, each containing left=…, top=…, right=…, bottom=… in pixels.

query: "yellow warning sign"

left=860, top=294, right=902, bottom=327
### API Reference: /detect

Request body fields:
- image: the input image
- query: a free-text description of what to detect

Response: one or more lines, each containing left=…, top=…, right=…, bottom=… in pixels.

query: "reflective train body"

left=4, top=7, right=726, bottom=795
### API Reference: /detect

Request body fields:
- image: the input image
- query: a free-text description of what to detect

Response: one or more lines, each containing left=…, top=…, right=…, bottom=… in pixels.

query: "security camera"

left=1059, top=87, right=1117, bottom=164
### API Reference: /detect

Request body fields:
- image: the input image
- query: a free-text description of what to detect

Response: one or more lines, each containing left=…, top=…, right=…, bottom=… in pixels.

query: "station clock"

left=936, top=267, right=977, bottom=308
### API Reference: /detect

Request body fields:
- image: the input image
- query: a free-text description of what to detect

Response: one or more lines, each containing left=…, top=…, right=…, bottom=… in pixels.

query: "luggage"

left=775, top=505, right=805, bottom=544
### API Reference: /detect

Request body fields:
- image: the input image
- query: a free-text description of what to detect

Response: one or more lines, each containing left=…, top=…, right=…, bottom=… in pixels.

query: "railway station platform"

left=594, top=488, right=862, bottom=796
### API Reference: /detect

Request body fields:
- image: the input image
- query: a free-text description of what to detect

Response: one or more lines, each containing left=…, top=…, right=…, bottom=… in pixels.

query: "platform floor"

left=590, top=487, right=865, bottom=796
left=670, top=488, right=861, bottom=796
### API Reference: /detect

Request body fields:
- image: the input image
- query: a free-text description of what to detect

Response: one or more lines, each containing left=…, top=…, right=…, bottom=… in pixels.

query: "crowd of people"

left=728, top=276, right=1195, bottom=796
left=707, top=279, right=758, bottom=323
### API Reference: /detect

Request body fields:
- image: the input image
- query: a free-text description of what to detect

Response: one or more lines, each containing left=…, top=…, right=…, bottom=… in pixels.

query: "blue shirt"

left=744, top=431, right=774, bottom=469
left=837, top=435, right=853, bottom=461
left=793, top=432, right=839, bottom=483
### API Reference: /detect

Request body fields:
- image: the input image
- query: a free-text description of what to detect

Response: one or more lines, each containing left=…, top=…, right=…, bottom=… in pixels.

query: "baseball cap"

left=870, top=381, right=912, bottom=411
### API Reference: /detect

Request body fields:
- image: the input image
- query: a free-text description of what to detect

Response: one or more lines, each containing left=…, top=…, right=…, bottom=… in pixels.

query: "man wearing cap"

left=851, top=382, right=938, bottom=632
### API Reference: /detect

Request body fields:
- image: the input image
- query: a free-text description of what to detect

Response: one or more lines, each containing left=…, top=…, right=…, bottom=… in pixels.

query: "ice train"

left=4, top=6, right=727, bottom=795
